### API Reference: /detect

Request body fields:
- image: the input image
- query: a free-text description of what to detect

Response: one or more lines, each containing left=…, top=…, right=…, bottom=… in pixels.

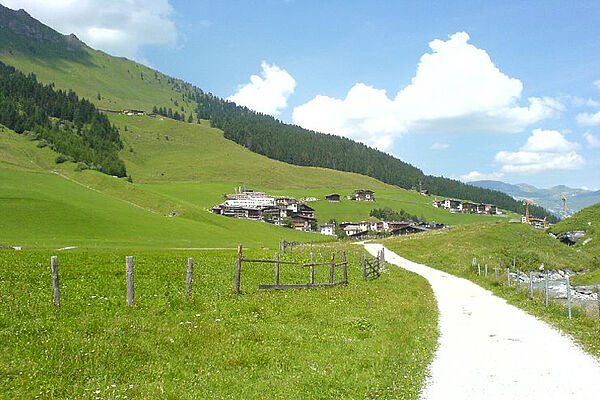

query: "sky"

left=5, top=0, right=600, bottom=189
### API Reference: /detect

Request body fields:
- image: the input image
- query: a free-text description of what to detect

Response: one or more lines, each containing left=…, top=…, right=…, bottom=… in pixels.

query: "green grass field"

left=0, top=44, right=195, bottom=115
left=0, top=245, right=438, bottom=399
left=380, top=223, right=600, bottom=357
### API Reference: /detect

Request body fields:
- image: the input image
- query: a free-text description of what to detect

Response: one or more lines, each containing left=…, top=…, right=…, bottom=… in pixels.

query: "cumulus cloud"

left=292, top=32, right=562, bottom=150
left=3, top=0, right=177, bottom=60
left=576, top=110, right=600, bottom=126
left=460, top=170, right=504, bottom=182
left=584, top=132, right=600, bottom=148
left=431, top=142, right=449, bottom=150
left=227, top=62, right=296, bottom=116
left=494, top=129, right=584, bottom=173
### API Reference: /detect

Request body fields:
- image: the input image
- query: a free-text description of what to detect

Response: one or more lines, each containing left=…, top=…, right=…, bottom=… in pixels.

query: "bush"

left=55, top=155, right=68, bottom=164
left=74, top=162, right=89, bottom=172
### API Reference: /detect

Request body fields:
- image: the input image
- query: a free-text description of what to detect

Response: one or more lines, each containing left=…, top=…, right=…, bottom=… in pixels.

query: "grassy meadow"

left=0, top=245, right=438, bottom=399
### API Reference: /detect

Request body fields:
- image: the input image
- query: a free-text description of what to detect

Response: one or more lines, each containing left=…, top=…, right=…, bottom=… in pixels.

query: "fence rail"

left=235, top=244, right=348, bottom=294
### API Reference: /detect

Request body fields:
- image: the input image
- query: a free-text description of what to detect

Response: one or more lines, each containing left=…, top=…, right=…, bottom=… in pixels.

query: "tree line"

left=0, top=61, right=126, bottom=176
left=370, top=207, right=424, bottom=223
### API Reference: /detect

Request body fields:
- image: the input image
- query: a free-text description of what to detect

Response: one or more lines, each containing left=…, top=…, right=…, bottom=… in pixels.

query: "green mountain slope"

left=550, top=202, right=600, bottom=257
left=0, top=4, right=555, bottom=220
left=0, top=126, right=323, bottom=249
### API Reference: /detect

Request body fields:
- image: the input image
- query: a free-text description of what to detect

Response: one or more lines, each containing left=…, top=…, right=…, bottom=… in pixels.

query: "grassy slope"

left=380, top=223, right=600, bottom=357
left=0, top=44, right=194, bottom=115
left=0, top=128, right=322, bottom=249
left=111, top=113, right=508, bottom=225
left=549, top=202, right=600, bottom=284
left=0, top=245, right=437, bottom=399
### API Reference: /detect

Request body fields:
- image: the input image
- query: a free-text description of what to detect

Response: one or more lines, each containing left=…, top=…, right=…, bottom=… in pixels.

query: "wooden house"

left=351, top=189, right=375, bottom=201
left=325, top=193, right=340, bottom=202
left=461, top=202, right=477, bottom=213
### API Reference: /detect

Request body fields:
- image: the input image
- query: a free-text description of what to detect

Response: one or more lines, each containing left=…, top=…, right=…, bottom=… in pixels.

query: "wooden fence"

left=361, top=248, right=385, bottom=280
left=47, top=254, right=198, bottom=307
left=234, top=244, right=347, bottom=294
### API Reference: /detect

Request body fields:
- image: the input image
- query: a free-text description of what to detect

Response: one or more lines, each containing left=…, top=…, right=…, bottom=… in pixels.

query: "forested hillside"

left=0, top=61, right=125, bottom=176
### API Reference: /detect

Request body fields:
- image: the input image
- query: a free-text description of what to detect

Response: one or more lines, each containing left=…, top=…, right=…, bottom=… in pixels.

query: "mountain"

left=470, top=180, right=600, bottom=217
left=0, top=4, right=556, bottom=222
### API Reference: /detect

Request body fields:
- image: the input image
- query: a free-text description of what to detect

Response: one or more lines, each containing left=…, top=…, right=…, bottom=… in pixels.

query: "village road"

left=363, top=243, right=600, bottom=400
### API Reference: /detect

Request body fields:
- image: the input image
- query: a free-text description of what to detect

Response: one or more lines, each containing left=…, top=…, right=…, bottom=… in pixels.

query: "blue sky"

left=7, top=0, right=600, bottom=189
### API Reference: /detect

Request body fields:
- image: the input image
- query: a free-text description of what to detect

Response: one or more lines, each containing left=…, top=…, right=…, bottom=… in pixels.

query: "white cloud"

left=431, top=142, right=449, bottom=150
left=227, top=62, right=296, bottom=116
left=595, top=80, right=600, bottom=91
left=521, top=128, right=579, bottom=152
left=576, top=110, right=600, bottom=126
left=3, top=0, right=177, bottom=61
left=494, top=129, right=584, bottom=174
left=460, top=170, right=504, bottom=182
left=584, top=132, right=600, bottom=148
left=292, top=32, right=562, bottom=150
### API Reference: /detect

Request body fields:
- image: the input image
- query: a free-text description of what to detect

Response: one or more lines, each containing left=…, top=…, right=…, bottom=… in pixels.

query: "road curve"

left=363, top=243, right=600, bottom=400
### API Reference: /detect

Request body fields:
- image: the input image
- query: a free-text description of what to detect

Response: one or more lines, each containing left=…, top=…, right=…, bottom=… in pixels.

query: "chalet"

left=224, top=191, right=275, bottom=208
left=325, top=193, right=340, bottom=202
left=122, top=109, right=145, bottom=116
left=211, top=205, right=261, bottom=220
left=358, top=221, right=370, bottom=232
left=296, top=203, right=315, bottom=219
left=390, top=225, right=429, bottom=236
left=320, top=224, right=336, bottom=236
left=351, top=189, right=375, bottom=201
left=432, top=200, right=443, bottom=208
left=275, top=197, right=297, bottom=207
left=347, top=230, right=369, bottom=240
left=290, top=215, right=316, bottom=232
left=343, top=224, right=365, bottom=237
left=461, top=202, right=477, bottom=213
left=368, top=221, right=386, bottom=232
left=260, top=206, right=286, bottom=225
left=443, top=199, right=461, bottom=211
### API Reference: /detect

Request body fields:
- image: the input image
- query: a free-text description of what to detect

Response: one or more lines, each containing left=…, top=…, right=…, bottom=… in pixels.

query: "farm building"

left=351, top=190, right=375, bottom=201
left=325, top=193, right=340, bottom=202
left=320, top=224, right=336, bottom=236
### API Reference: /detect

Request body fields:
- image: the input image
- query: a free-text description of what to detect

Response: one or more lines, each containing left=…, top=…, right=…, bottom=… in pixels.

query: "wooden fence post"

left=494, top=265, right=498, bottom=281
left=529, top=271, right=534, bottom=299
left=186, top=257, right=194, bottom=296
left=126, top=256, right=135, bottom=305
left=361, top=254, right=367, bottom=280
left=566, top=276, right=572, bottom=319
left=342, top=250, right=348, bottom=283
left=516, top=270, right=520, bottom=292
left=506, top=267, right=510, bottom=287
left=330, top=253, right=335, bottom=284
left=544, top=270, right=549, bottom=307
left=51, top=256, right=60, bottom=307
left=310, top=252, right=315, bottom=285
left=596, top=284, right=600, bottom=328
left=379, top=248, right=385, bottom=270
left=477, top=263, right=481, bottom=276
left=274, top=252, right=280, bottom=286
left=485, top=264, right=488, bottom=279
left=234, top=244, right=242, bottom=295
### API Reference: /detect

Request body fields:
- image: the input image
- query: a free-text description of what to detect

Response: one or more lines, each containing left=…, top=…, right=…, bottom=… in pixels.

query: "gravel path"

left=363, top=243, right=600, bottom=400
